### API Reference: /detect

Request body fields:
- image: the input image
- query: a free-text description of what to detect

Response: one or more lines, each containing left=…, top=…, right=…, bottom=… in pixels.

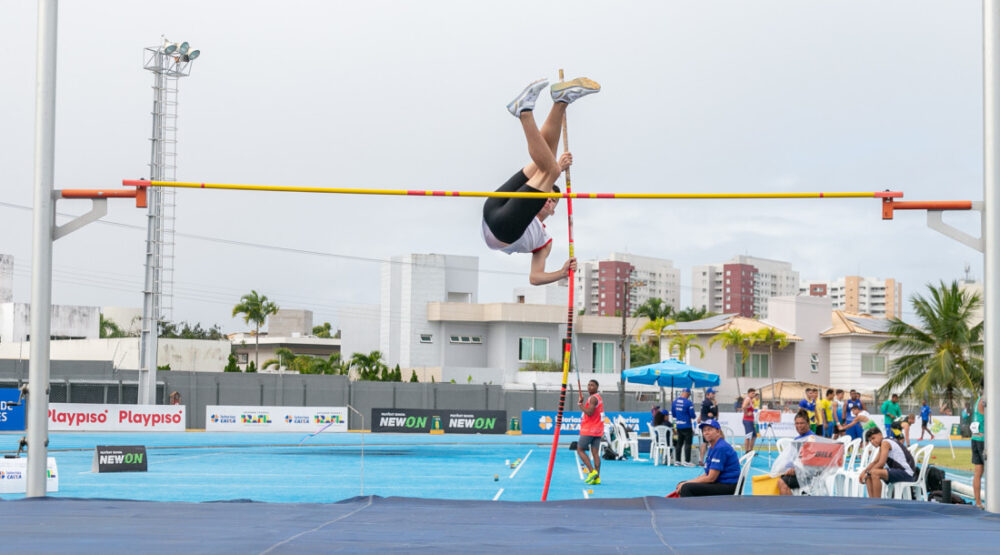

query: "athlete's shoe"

left=551, top=77, right=601, bottom=104
left=589, top=475, right=601, bottom=485
left=507, top=78, right=549, bottom=116
left=585, top=469, right=598, bottom=482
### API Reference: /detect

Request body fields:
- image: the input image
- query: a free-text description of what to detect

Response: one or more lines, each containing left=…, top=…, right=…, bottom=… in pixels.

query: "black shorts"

left=921, top=419, right=930, bottom=429
left=578, top=434, right=601, bottom=450
left=483, top=169, right=548, bottom=244
left=886, top=468, right=914, bottom=484
left=972, top=440, right=985, bottom=466
left=780, top=474, right=800, bottom=489
left=678, top=481, right=738, bottom=497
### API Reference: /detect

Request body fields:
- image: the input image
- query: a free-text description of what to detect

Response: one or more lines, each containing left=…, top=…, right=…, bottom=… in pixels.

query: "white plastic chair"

left=842, top=443, right=877, bottom=497
left=733, top=451, right=756, bottom=496
left=615, top=416, right=640, bottom=461
left=830, top=438, right=862, bottom=496
left=648, top=424, right=673, bottom=466
left=776, top=437, right=792, bottom=456
left=887, top=445, right=934, bottom=501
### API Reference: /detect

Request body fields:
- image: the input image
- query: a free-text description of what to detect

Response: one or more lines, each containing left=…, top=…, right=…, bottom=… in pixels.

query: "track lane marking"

left=508, top=449, right=532, bottom=479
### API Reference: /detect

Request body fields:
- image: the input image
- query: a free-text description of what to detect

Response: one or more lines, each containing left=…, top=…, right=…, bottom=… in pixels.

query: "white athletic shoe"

left=507, top=78, right=549, bottom=116
left=550, top=77, right=601, bottom=104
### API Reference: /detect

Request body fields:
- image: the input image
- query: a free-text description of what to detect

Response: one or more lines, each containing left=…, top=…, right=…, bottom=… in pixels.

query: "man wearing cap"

left=698, top=388, right=718, bottom=462
left=672, top=419, right=742, bottom=497
left=672, top=388, right=697, bottom=466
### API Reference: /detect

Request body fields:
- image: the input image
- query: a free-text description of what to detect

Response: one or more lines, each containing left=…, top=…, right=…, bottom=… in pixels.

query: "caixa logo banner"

left=205, top=406, right=348, bottom=432
left=521, top=411, right=653, bottom=435
left=371, top=409, right=507, bottom=434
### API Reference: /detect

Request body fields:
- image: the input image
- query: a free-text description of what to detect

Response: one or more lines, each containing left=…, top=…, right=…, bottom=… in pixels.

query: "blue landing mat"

left=1, top=496, right=998, bottom=553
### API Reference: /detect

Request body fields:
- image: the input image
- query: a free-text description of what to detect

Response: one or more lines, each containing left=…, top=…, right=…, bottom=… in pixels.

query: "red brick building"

left=722, top=263, right=757, bottom=317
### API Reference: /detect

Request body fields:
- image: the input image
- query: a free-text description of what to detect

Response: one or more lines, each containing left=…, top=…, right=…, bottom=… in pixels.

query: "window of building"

left=519, top=337, right=548, bottom=362
left=237, top=353, right=248, bottom=364
left=810, top=352, right=819, bottom=373
left=419, top=334, right=433, bottom=343
left=592, top=341, right=615, bottom=373
left=861, top=353, right=887, bottom=374
left=734, top=353, right=769, bottom=378
left=450, top=335, right=482, bottom=344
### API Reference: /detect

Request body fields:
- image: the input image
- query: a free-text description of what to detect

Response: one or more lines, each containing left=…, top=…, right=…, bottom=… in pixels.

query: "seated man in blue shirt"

left=672, top=419, right=742, bottom=497
left=777, top=411, right=817, bottom=495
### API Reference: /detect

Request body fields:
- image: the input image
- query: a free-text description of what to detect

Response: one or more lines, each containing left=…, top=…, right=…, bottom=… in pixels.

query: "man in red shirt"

left=577, top=379, right=604, bottom=485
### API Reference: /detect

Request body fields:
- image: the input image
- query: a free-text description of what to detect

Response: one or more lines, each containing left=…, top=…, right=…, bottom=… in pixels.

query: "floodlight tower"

left=138, top=37, right=201, bottom=404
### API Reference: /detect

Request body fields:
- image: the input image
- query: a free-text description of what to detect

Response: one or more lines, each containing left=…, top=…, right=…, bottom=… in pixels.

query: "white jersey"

left=481, top=218, right=552, bottom=254
left=885, top=439, right=914, bottom=476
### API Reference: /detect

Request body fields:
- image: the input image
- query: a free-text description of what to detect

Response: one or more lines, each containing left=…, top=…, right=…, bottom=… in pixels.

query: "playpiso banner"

left=371, top=409, right=506, bottom=434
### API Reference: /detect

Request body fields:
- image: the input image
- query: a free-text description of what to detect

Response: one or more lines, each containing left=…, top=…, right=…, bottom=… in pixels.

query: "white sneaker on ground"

left=550, top=77, right=601, bottom=104
left=507, top=78, right=549, bottom=116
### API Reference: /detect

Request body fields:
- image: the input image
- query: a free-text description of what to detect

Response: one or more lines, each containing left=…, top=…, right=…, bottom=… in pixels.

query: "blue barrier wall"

left=0, top=388, right=25, bottom=431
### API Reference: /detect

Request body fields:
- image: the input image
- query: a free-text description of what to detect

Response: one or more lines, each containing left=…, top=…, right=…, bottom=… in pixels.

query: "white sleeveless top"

left=481, top=218, right=552, bottom=254
left=885, top=439, right=914, bottom=475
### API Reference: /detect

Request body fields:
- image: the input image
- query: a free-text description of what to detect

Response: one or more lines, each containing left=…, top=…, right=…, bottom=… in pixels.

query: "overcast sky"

left=0, top=0, right=987, bottom=333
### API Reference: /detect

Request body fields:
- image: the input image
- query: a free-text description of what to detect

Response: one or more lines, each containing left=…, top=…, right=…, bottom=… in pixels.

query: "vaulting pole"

left=542, top=69, right=581, bottom=501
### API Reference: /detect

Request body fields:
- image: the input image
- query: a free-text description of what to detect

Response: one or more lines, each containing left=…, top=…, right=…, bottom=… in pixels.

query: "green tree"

left=232, top=290, right=279, bottom=371
left=99, top=314, right=131, bottom=338
left=312, top=322, right=333, bottom=338
left=409, top=369, right=419, bottom=382
left=666, top=333, right=704, bottom=363
left=636, top=317, right=676, bottom=360
left=630, top=342, right=659, bottom=367
left=159, top=320, right=225, bottom=340
left=674, top=306, right=715, bottom=322
left=223, top=353, right=240, bottom=372
left=709, top=328, right=756, bottom=395
left=875, top=281, right=983, bottom=413
left=753, top=327, right=791, bottom=404
left=245, top=360, right=257, bottom=373
left=350, top=350, right=389, bottom=381
left=635, top=298, right=674, bottom=321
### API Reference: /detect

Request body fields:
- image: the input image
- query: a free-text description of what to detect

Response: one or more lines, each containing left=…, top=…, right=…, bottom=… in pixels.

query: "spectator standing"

left=844, top=390, right=865, bottom=441
left=169, top=391, right=182, bottom=405
left=833, top=389, right=847, bottom=439
left=672, top=419, right=742, bottom=497
left=918, top=401, right=934, bottom=441
left=741, top=389, right=758, bottom=453
left=817, top=389, right=836, bottom=438
left=672, top=388, right=697, bottom=466
left=972, top=390, right=986, bottom=509
left=698, top=388, right=718, bottom=461
left=799, top=388, right=818, bottom=435
left=880, top=393, right=902, bottom=432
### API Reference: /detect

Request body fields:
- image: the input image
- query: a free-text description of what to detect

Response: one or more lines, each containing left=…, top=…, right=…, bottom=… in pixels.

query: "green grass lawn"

left=926, top=446, right=974, bottom=472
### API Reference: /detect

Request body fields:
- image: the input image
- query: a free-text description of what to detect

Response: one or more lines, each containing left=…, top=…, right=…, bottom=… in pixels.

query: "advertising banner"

left=0, top=388, right=25, bottom=432
left=0, top=457, right=58, bottom=494
left=205, top=405, right=348, bottom=432
left=520, top=411, right=652, bottom=435
left=92, top=446, right=148, bottom=473
left=371, top=409, right=507, bottom=434
left=48, top=403, right=185, bottom=432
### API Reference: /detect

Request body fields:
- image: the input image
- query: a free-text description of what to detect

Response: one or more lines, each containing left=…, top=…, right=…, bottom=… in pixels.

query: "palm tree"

left=350, top=350, right=389, bottom=381
left=232, top=290, right=279, bottom=371
left=875, top=281, right=983, bottom=413
left=753, top=327, right=790, bottom=405
left=635, top=298, right=674, bottom=321
left=709, top=328, right=756, bottom=396
left=636, top=317, right=676, bottom=360
left=674, top=306, right=715, bottom=322
left=666, top=332, right=704, bottom=363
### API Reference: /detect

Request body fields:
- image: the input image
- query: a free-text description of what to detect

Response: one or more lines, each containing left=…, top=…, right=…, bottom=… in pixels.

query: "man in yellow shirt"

left=817, top=389, right=836, bottom=438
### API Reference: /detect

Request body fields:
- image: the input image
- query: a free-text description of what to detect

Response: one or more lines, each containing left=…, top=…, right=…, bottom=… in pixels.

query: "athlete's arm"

left=579, top=396, right=598, bottom=416
left=528, top=243, right=575, bottom=286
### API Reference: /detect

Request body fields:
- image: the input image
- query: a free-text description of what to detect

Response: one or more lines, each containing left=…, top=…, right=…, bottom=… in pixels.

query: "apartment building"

left=691, top=255, right=799, bottom=318
left=800, top=276, right=902, bottom=319
left=576, top=253, right=681, bottom=316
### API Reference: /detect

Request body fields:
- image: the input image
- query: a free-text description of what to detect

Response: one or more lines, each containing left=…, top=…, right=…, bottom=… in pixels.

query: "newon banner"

left=371, top=409, right=507, bottom=434
left=48, top=403, right=185, bottom=431
left=205, top=405, right=348, bottom=432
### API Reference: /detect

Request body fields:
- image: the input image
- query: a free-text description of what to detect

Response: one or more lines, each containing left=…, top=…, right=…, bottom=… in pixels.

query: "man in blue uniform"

left=844, top=390, right=865, bottom=441
left=918, top=400, right=934, bottom=441
left=672, top=419, right=742, bottom=496
left=672, top=388, right=697, bottom=466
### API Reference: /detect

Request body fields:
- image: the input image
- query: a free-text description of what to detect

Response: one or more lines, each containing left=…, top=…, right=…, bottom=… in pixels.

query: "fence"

left=0, top=360, right=662, bottom=430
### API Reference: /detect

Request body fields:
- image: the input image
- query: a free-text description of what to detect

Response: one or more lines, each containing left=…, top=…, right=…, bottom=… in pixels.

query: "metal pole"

left=138, top=51, right=164, bottom=405
left=27, top=0, right=58, bottom=498
left=983, top=0, right=1000, bottom=513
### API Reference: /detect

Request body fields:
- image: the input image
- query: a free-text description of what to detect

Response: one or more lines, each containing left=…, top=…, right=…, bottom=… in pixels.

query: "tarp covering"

left=769, top=436, right=845, bottom=496
left=1, top=495, right=998, bottom=553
